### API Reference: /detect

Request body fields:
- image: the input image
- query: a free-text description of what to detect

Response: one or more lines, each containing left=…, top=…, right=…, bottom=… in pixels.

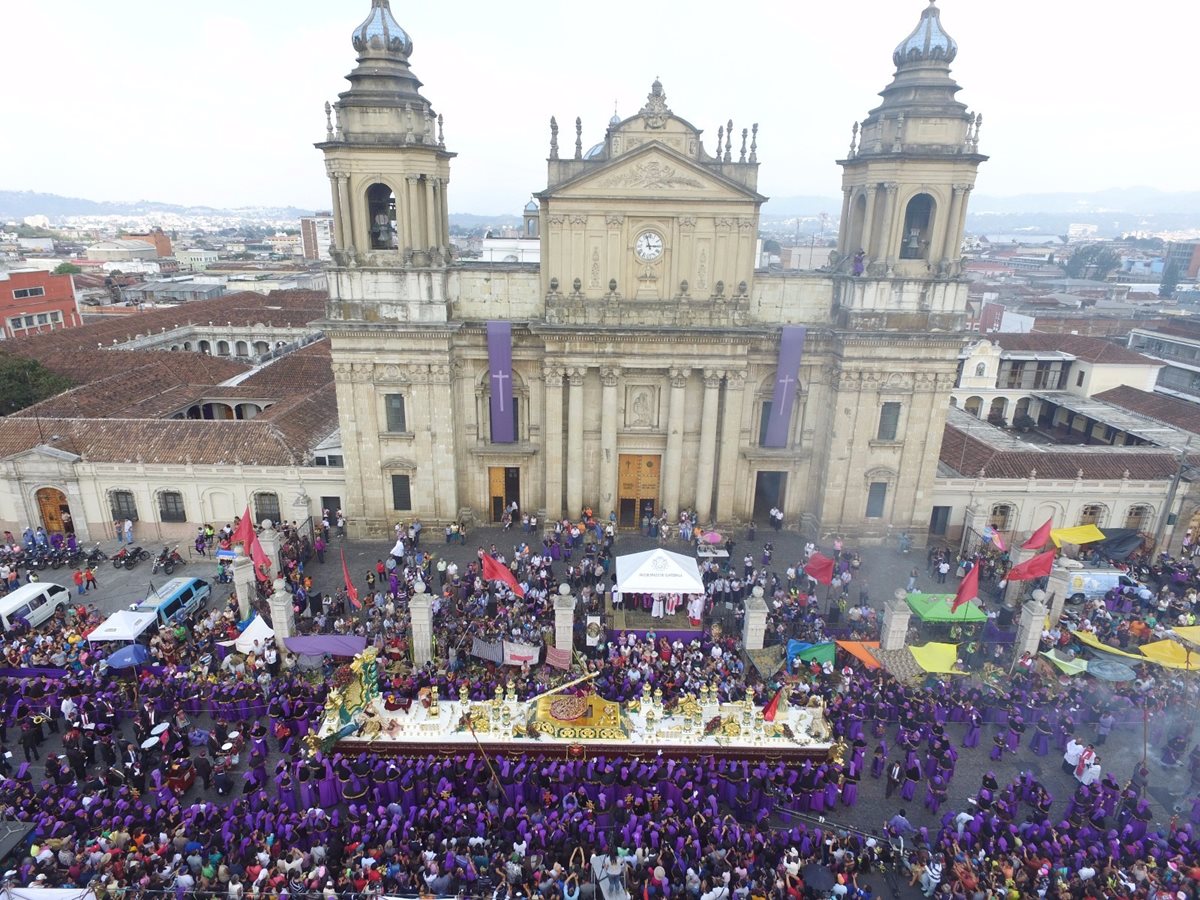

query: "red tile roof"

left=939, top=424, right=1184, bottom=480
left=992, top=333, right=1157, bottom=365
left=1093, top=386, right=1200, bottom=436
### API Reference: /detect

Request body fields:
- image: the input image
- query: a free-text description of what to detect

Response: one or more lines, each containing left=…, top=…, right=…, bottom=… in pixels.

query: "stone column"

left=1003, top=547, right=1036, bottom=605
left=1013, top=593, right=1048, bottom=662
left=880, top=588, right=913, bottom=651
left=230, top=545, right=256, bottom=619
left=600, top=366, right=620, bottom=518
left=1044, top=571, right=1070, bottom=626
left=405, top=176, right=422, bottom=254
left=256, top=520, right=281, bottom=580
left=693, top=370, right=723, bottom=524
left=424, top=177, right=437, bottom=253
left=438, top=177, right=451, bottom=252
left=566, top=367, right=585, bottom=517
left=882, top=183, right=902, bottom=263
left=336, top=174, right=352, bottom=254
left=743, top=585, right=768, bottom=651
left=837, top=187, right=853, bottom=256
left=328, top=172, right=344, bottom=251
left=939, top=185, right=965, bottom=264
left=715, top=371, right=745, bottom=523
left=268, top=578, right=295, bottom=652
left=543, top=366, right=565, bottom=523
left=409, top=579, right=433, bottom=667
left=860, top=185, right=878, bottom=258
left=662, top=368, right=689, bottom=518
left=553, top=584, right=576, bottom=653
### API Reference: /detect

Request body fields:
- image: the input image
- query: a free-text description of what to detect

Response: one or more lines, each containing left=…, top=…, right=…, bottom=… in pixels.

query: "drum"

left=151, top=722, right=170, bottom=736
left=141, top=737, right=159, bottom=750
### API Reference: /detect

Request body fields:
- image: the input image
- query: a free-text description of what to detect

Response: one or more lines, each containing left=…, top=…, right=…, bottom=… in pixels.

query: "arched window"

left=158, top=491, right=186, bottom=523
left=367, top=183, right=398, bottom=250
left=989, top=503, right=1013, bottom=531
left=216, top=340, right=230, bottom=356
left=198, top=340, right=210, bottom=354
left=109, top=490, right=138, bottom=522
left=1124, top=505, right=1152, bottom=532
left=235, top=340, right=249, bottom=357
left=974, top=362, right=987, bottom=377
left=900, top=193, right=936, bottom=260
left=1078, top=504, right=1107, bottom=527
left=847, top=192, right=868, bottom=255
left=253, top=492, right=281, bottom=526
left=964, top=396, right=983, bottom=418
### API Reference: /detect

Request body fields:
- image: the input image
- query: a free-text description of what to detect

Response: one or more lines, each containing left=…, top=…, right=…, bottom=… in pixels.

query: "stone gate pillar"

left=1003, top=547, right=1036, bottom=605
left=881, top=588, right=913, bottom=651
left=268, top=577, right=296, bottom=656
left=410, top=580, right=433, bottom=667
left=1013, top=592, right=1048, bottom=662
left=743, top=586, right=768, bottom=651
left=231, top=545, right=256, bottom=619
left=1045, top=570, right=1070, bottom=625
left=554, top=584, right=576, bottom=653
left=256, top=520, right=281, bottom=578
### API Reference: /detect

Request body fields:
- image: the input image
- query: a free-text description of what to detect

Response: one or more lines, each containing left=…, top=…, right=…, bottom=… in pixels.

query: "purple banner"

left=764, top=326, right=806, bottom=448
left=487, top=321, right=515, bottom=443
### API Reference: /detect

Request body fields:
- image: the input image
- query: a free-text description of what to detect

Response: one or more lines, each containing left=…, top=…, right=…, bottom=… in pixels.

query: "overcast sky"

left=4, top=1, right=1195, bottom=214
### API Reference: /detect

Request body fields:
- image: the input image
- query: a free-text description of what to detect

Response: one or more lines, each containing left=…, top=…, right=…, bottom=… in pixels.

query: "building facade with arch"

left=319, top=0, right=988, bottom=542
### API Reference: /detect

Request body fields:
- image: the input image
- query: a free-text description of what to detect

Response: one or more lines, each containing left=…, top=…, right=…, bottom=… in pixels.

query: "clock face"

left=635, top=231, right=664, bottom=262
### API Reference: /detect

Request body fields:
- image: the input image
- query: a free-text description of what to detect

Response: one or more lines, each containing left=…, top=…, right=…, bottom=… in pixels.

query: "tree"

left=1160, top=260, right=1180, bottom=299
left=0, top=355, right=74, bottom=416
left=53, top=262, right=82, bottom=275
left=1063, top=243, right=1120, bottom=280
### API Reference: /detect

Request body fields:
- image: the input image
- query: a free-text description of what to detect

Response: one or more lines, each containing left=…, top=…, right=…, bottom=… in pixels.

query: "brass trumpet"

left=30, top=713, right=49, bottom=725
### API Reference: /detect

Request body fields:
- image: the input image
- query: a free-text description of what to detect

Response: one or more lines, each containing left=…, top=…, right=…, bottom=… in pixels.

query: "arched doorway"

left=367, top=183, right=398, bottom=249
left=36, top=487, right=74, bottom=535
left=847, top=192, right=867, bottom=255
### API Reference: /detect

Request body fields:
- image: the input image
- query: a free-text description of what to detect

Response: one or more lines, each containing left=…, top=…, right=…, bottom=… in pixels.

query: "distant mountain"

left=448, top=213, right=522, bottom=228
left=0, top=190, right=313, bottom=221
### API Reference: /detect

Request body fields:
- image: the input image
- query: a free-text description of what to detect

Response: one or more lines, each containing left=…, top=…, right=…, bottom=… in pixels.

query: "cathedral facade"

left=318, top=0, right=986, bottom=543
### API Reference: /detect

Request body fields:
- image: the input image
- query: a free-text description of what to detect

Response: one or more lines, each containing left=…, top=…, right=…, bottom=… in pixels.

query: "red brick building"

left=0, top=270, right=83, bottom=340
left=119, top=227, right=173, bottom=258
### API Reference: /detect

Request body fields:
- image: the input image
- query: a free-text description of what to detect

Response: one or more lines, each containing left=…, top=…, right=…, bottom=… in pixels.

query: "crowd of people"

left=2, top=511, right=1200, bottom=900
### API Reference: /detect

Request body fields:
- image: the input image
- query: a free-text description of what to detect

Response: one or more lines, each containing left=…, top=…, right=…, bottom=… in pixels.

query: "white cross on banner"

left=503, top=640, right=540, bottom=666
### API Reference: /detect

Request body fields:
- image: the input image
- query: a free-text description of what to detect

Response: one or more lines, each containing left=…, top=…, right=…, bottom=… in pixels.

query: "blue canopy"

left=107, top=644, right=150, bottom=669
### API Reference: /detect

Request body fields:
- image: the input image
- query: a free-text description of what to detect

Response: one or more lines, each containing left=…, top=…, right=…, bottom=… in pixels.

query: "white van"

left=135, top=577, right=211, bottom=628
left=0, top=582, right=72, bottom=632
left=1062, top=568, right=1141, bottom=604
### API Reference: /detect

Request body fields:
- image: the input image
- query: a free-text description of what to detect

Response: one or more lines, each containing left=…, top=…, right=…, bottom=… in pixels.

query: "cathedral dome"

left=352, top=0, right=413, bottom=58
left=893, top=1, right=957, bottom=67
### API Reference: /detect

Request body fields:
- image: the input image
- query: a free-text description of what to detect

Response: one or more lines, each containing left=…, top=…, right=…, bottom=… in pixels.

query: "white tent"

left=87, top=610, right=158, bottom=643
left=218, top=614, right=275, bottom=654
left=614, top=548, right=704, bottom=595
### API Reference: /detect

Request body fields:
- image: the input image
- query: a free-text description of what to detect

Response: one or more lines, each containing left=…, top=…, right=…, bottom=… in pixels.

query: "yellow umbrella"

left=909, top=642, right=965, bottom=674
left=1049, top=524, right=1106, bottom=547
left=1137, top=639, right=1200, bottom=671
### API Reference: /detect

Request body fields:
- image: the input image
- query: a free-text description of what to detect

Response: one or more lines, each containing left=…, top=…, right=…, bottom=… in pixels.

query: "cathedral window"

left=158, top=491, right=187, bottom=523
left=757, top=401, right=773, bottom=447
left=109, top=490, right=138, bottom=522
left=254, top=493, right=281, bottom=525
left=865, top=483, right=888, bottom=519
left=385, top=394, right=408, bottom=432
left=367, top=183, right=398, bottom=250
left=900, top=193, right=935, bottom=260
left=391, top=475, right=412, bottom=511
left=876, top=402, right=901, bottom=441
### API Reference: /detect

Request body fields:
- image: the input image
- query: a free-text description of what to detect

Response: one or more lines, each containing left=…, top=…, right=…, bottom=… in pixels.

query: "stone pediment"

left=6, top=444, right=82, bottom=464
left=544, top=144, right=765, bottom=203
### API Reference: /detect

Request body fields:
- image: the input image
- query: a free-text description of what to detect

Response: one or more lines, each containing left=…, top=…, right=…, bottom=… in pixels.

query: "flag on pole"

left=983, top=525, right=1007, bottom=553
left=803, top=552, right=836, bottom=586
left=482, top=554, right=525, bottom=598
left=231, top=506, right=272, bottom=582
left=1004, top=549, right=1056, bottom=582
left=951, top=561, right=979, bottom=613
left=1021, top=518, right=1053, bottom=550
left=762, top=686, right=785, bottom=722
left=340, top=548, right=361, bottom=610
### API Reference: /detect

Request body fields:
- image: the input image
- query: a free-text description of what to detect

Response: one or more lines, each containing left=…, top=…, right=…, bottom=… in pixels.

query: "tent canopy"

left=906, top=593, right=987, bottom=623
left=218, top=615, right=275, bottom=654
left=283, top=635, right=367, bottom=657
left=1050, top=524, right=1105, bottom=547
left=909, top=642, right=964, bottom=674
left=1041, top=650, right=1088, bottom=676
left=614, top=549, right=704, bottom=595
left=836, top=640, right=881, bottom=669
left=786, top=640, right=835, bottom=672
left=87, top=610, right=157, bottom=643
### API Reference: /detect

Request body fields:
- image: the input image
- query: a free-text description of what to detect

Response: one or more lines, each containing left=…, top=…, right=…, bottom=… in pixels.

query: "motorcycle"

left=152, top=545, right=186, bottom=575
left=112, top=547, right=130, bottom=569
left=85, top=543, right=109, bottom=564
left=114, top=546, right=150, bottom=570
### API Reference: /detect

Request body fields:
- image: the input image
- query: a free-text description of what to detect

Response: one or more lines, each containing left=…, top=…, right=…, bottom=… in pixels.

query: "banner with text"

left=487, top=321, right=516, bottom=443
left=764, top=325, right=806, bottom=448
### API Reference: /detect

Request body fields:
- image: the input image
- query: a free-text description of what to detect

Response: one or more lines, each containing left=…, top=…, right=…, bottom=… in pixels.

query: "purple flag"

left=764, top=326, right=806, bottom=448
left=487, top=321, right=515, bottom=443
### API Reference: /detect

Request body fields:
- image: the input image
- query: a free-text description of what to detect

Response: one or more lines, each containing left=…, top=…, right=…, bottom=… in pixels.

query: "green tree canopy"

left=53, top=262, right=82, bottom=275
left=0, top=355, right=74, bottom=416
left=1159, top=260, right=1180, bottom=299
left=1063, top=243, right=1121, bottom=280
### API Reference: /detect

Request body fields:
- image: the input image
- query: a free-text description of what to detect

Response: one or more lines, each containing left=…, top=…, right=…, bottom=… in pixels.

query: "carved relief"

left=599, top=161, right=703, bottom=190
left=568, top=215, right=589, bottom=226
left=678, top=216, right=697, bottom=229
left=548, top=215, right=566, bottom=226
left=600, top=367, right=620, bottom=388
left=605, top=214, right=625, bottom=226
left=625, top=386, right=658, bottom=428
left=715, top=217, right=735, bottom=230
left=590, top=247, right=601, bottom=289
left=697, top=248, right=708, bottom=290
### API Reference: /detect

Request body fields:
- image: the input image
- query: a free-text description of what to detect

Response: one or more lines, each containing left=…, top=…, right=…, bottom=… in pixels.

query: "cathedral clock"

left=634, top=231, right=664, bottom=262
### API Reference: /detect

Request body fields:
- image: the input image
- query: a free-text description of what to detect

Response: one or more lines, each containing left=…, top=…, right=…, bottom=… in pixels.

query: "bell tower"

left=317, top=0, right=455, bottom=323
left=836, top=1, right=986, bottom=285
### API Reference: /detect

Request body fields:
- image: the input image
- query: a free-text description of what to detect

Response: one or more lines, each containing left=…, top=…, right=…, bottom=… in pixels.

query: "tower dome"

left=893, top=1, right=957, bottom=67
left=352, top=0, right=413, bottom=58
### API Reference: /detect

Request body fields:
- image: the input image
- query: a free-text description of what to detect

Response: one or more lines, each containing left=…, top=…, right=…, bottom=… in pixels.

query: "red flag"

left=1021, top=518, right=1053, bottom=551
left=232, top=506, right=272, bottom=582
left=340, top=548, right=361, bottom=609
left=762, top=686, right=784, bottom=722
left=1005, top=549, right=1056, bottom=582
left=803, top=552, right=836, bottom=586
left=951, top=562, right=979, bottom=613
left=482, top=554, right=525, bottom=598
